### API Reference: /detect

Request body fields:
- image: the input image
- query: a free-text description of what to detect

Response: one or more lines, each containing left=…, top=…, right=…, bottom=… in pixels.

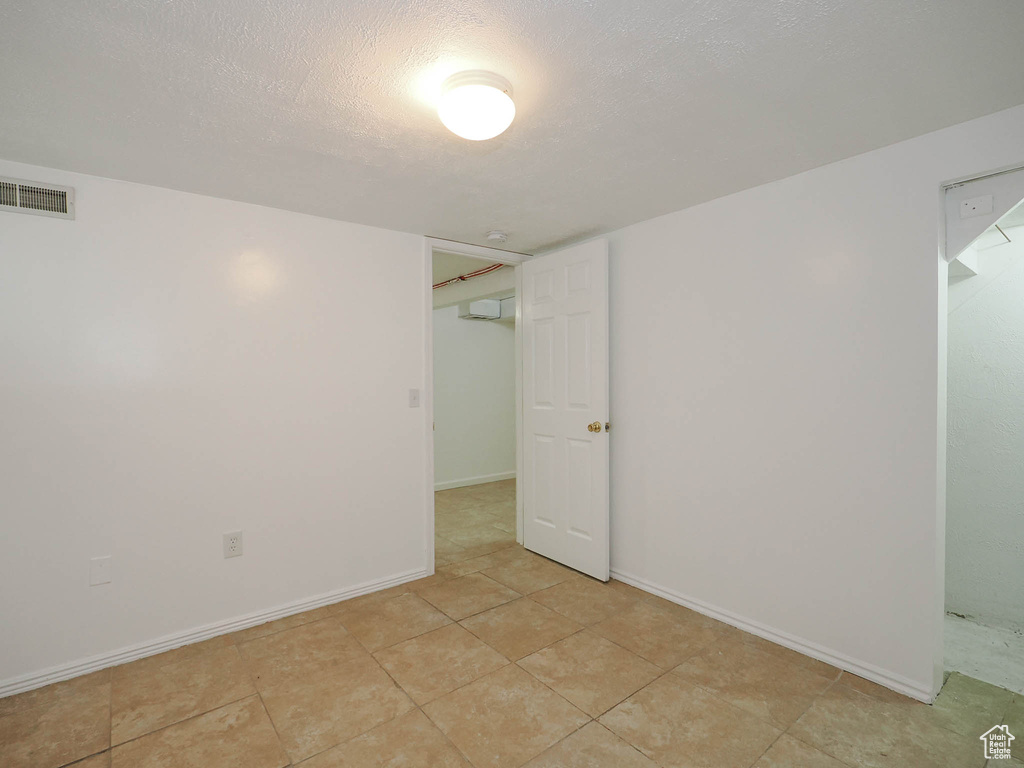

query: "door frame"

left=422, top=237, right=532, bottom=574
left=935, top=162, right=1024, bottom=696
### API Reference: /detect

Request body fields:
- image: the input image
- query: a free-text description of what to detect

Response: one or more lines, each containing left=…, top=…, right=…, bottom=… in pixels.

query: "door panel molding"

left=522, top=239, right=610, bottom=580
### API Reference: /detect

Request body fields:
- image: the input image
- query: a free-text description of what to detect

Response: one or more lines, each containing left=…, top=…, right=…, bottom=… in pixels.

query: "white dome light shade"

left=438, top=71, right=515, bottom=141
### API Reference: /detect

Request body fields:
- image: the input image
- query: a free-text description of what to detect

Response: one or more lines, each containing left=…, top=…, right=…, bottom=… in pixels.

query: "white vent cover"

left=458, top=299, right=501, bottom=320
left=0, top=177, right=75, bottom=220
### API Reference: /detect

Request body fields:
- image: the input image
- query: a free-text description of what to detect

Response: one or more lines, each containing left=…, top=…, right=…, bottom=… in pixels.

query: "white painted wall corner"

left=610, top=569, right=935, bottom=703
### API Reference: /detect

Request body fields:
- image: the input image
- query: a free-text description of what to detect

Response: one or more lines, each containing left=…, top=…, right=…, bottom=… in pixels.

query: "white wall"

left=0, top=159, right=428, bottom=688
left=602, top=104, right=1024, bottom=701
left=433, top=305, right=515, bottom=489
left=947, top=231, right=1024, bottom=631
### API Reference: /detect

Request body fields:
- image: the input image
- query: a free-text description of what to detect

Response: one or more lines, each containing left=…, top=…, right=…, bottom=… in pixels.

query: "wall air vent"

left=0, top=177, right=75, bottom=220
left=458, top=299, right=502, bottom=320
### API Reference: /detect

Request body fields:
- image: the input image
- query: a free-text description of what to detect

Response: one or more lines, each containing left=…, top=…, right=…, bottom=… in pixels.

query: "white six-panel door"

left=522, top=239, right=609, bottom=581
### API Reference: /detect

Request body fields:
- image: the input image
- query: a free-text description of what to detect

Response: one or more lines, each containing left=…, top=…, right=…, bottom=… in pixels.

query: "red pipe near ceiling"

left=432, top=262, right=505, bottom=290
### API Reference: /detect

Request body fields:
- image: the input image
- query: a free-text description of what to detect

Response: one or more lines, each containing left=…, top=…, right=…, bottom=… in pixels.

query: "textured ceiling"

left=2, top=1, right=1024, bottom=252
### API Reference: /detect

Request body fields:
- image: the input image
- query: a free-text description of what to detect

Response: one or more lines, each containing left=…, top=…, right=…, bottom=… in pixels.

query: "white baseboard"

left=434, top=471, right=515, bottom=491
left=610, top=568, right=935, bottom=704
left=0, top=567, right=428, bottom=699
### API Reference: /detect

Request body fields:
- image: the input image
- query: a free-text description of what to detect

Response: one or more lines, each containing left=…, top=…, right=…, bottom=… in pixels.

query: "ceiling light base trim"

left=443, top=70, right=512, bottom=97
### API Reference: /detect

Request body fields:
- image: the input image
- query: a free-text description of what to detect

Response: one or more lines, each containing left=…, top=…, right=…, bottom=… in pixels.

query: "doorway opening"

left=422, top=236, right=612, bottom=584
left=431, top=246, right=520, bottom=566
left=942, top=174, right=1024, bottom=695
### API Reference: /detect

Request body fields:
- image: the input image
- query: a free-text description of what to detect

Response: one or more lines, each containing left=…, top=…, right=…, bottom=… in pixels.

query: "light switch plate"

left=90, top=556, right=112, bottom=586
left=408, top=388, right=421, bottom=408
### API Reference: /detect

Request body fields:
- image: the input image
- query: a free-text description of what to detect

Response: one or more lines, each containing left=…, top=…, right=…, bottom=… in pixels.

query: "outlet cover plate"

left=960, top=195, right=994, bottom=219
left=223, top=530, right=243, bottom=559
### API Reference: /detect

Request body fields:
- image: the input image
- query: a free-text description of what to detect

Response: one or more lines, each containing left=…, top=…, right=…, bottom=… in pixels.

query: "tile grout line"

left=778, top=675, right=885, bottom=768
left=235, top=640, right=293, bottom=768
left=260, top=626, right=436, bottom=765
left=60, top=747, right=111, bottom=768
left=444, top=576, right=732, bottom=729
left=105, top=692, right=265, bottom=753
left=423, top=660, right=597, bottom=768
left=732, top=656, right=848, bottom=767
left=693, top=647, right=849, bottom=767
left=346, top=541, right=555, bottom=767
left=105, top=667, right=112, bottom=759
left=229, top=606, right=348, bottom=646
left=416, top=699, right=488, bottom=767
left=574, top=615, right=843, bottom=767
left=107, top=644, right=260, bottom=747
left=355, top=583, right=596, bottom=768
left=284, top=648, right=418, bottom=767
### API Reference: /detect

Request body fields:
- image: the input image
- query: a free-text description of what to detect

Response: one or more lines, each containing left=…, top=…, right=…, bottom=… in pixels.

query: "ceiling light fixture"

left=438, top=71, right=515, bottom=141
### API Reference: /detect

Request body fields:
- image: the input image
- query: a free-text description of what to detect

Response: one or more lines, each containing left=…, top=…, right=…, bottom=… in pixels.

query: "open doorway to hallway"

left=425, top=237, right=612, bottom=581
left=431, top=249, right=519, bottom=564
left=944, top=187, right=1024, bottom=695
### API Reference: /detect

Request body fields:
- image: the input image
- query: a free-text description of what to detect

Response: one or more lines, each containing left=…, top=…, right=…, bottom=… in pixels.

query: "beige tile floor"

left=1, top=479, right=1020, bottom=767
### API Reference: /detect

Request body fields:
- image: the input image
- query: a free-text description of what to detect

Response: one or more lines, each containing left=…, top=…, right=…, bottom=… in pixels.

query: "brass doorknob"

left=588, top=421, right=602, bottom=433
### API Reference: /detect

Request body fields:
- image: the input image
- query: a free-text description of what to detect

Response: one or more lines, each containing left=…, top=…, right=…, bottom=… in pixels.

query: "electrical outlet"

left=90, top=556, right=112, bottom=586
left=223, top=530, right=243, bottom=559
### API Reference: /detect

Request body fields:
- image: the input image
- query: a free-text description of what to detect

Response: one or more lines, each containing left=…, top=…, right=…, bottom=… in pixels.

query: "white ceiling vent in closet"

left=0, top=177, right=75, bottom=220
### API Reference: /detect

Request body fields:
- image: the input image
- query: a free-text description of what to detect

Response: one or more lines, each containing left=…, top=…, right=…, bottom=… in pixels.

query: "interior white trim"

left=935, top=225, right=949, bottom=699
left=434, top=471, right=516, bottom=491
left=940, top=161, right=1024, bottom=191
left=422, top=239, right=437, bottom=577
left=0, top=567, right=427, bottom=699
left=514, top=265, right=525, bottom=546
left=426, top=237, right=529, bottom=264
left=610, top=568, right=935, bottom=704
